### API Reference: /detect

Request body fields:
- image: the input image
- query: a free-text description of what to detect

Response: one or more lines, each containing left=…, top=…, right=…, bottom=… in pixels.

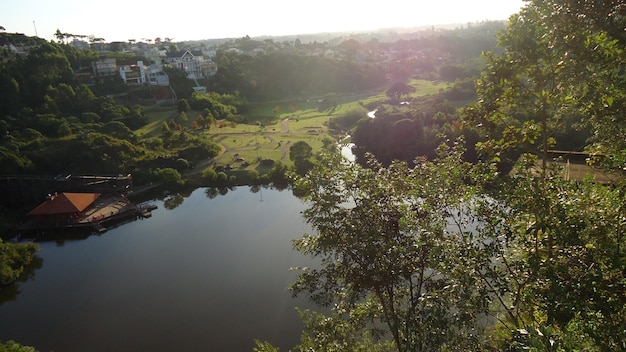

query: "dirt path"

left=281, top=118, right=289, bottom=133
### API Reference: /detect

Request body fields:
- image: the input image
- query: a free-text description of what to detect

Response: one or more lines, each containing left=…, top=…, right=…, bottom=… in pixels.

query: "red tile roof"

left=28, top=193, right=100, bottom=216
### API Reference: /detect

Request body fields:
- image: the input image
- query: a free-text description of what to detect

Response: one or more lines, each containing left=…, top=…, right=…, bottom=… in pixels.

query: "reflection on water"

left=0, top=187, right=316, bottom=352
left=341, top=143, right=356, bottom=162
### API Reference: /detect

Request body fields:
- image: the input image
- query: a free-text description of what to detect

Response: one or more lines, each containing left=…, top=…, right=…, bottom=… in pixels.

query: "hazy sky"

left=2, top=0, right=526, bottom=42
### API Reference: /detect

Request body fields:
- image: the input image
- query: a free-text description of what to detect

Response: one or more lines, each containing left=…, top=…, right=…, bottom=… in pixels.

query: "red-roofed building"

left=27, top=193, right=100, bottom=224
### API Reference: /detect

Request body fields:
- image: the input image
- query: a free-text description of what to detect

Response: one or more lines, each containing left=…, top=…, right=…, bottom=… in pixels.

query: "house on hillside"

left=119, top=61, right=147, bottom=84
left=164, top=50, right=204, bottom=79
left=146, top=65, right=169, bottom=86
left=26, top=192, right=101, bottom=226
left=92, top=58, right=118, bottom=78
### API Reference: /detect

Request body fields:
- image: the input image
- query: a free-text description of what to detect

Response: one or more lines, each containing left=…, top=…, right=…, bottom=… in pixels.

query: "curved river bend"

left=0, top=187, right=317, bottom=352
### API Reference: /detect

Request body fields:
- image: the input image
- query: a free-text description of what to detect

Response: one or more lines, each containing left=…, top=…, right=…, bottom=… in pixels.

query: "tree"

left=154, top=168, right=184, bottom=187
left=201, top=167, right=218, bottom=183
left=289, top=141, right=314, bottom=175
left=460, top=2, right=626, bottom=348
left=0, top=339, right=37, bottom=352
left=529, top=0, right=626, bottom=167
left=176, top=98, right=190, bottom=113
left=463, top=5, right=575, bottom=174
left=386, top=82, right=415, bottom=99
left=291, top=144, right=490, bottom=351
left=292, top=140, right=626, bottom=351
left=0, top=239, right=39, bottom=285
left=21, top=41, right=73, bottom=107
left=54, top=29, right=64, bottom=43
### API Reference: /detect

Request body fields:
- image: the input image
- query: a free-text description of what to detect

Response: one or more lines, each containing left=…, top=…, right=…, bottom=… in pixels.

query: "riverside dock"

left=17, top=193, right=158, bottom=235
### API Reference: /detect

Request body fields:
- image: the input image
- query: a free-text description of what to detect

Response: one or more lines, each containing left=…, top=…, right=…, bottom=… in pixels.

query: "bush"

left=0, top=239, right=39, bottom=285
left=154, top=168, right=184, bottom=186
left=0, top=339, right=37, bottom=352
left=175, top=158, right=190, bottom=171
left=201, top=167, right=217, bottom=182
left=216, top=172, right=228, bottom=184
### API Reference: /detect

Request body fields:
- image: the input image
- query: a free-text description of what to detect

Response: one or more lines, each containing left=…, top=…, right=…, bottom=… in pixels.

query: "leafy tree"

left=459, top=3, right=626, bottom=348
left=99, top=121, right=135, bottom=141
left=158, top=123, right=171, bottom=139
left=176, top=98, right=190, bottom=113
left=20, top=41, right=73, bottom=107
left=154, top=167, right=184, bottom=187
left=175, top=158, right=190, bottom=171
left=526, top=0, right=626, bottom=168
left=0, top=239, right=39, bottom=286
left=291, top=144, right=489, bottom=351
left=253, top=340, right=279, bottom=352
left=0, top=339, right=37, bottom=352
left=0, top=69, right=21, bottom=115
left=293, top=308, right=395, bottom=352
left=289, top=141, right=314, bottom=175
left=352, top=105, right=440, bottom=167
left=289, top=141, right=312, bottom=161
left=292, top=139, right=626, bottom=351
left=490, top=157, right=626, bottom=350
left=463, top=5, right=577, bottom=174
left=57, top=122, right=72, bottom=137
left=201, top=167, right=218, bottom=183
left=0, top=148, right=34, bottom=174
left=266, top=161, right=289, bottom=189
left=80, top=112, right=100, bottom=123
left=386, top=82, right=415, bottom=99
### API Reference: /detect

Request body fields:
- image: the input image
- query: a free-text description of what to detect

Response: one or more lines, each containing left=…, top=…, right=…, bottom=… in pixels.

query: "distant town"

left=0, top=21, right=503, bottom=104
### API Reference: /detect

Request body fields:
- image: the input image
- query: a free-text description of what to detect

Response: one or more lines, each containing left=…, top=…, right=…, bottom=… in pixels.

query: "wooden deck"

left=17, top=195, right=157, bottom=234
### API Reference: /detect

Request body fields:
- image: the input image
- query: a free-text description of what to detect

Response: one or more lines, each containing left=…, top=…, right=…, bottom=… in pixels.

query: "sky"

left=2, top=0, right=526, bottom=43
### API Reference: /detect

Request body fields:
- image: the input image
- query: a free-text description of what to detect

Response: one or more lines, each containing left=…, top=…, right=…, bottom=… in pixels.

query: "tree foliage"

left=212, top=51, right=386, bottom=101
left=0, top=239, right=39, bottom=286
left=351, top=98, right=458, bottom=167
left=288, top=2, right=626, bottom=350
left=0, top=340, right=37, bottom=352
left=289, top=141, right=315, bottom=175
left=292, top=144, right=490, bottom=351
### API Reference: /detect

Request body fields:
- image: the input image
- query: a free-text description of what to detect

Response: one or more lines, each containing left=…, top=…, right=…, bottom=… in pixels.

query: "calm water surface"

left=0, top=187, right=317, bottom=351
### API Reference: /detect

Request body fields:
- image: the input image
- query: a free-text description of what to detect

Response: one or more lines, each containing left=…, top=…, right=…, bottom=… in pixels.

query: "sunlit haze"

left=3, top=0, right=525, bottom=42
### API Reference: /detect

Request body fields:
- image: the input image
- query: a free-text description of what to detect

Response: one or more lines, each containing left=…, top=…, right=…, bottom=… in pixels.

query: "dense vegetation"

left=256, top=1, right=626, bottom=351
left=0, top=339, right=36, bottom=352
left=0, top=239, right=38, bottom=286
left=0, top=22, right=501, bottom=200
left=3, top=2, right=625, bottom=349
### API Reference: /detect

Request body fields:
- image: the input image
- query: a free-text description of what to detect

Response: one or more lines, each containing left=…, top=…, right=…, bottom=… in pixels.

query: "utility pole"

left=32, top=21, right=38, bottom=37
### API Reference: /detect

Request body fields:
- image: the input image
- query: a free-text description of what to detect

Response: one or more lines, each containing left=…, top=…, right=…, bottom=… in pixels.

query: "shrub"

left=202, top=167, right=217, bottom=182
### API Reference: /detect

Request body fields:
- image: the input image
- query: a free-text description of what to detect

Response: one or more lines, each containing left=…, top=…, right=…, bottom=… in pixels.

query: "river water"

left=0, top=187, right=318, bottom=352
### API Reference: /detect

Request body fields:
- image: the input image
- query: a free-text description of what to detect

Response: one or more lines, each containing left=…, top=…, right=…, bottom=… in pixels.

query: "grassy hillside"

left=140, top=79, right=450, bottom=173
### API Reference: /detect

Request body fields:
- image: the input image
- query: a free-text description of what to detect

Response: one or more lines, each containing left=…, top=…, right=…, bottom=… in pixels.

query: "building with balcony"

left=165, top=50, right=204, bottom=79
left=119, top=61, right=146, bottom=84
left=92, top=58, right=118, bottom=78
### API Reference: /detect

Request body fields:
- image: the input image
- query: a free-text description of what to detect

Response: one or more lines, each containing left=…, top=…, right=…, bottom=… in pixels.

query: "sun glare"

left=5, top=0, right=525, bottom=42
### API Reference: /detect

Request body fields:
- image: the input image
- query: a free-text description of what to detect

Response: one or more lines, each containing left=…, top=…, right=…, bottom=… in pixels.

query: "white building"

left=146, top=65, right=169, bottom=86
left=164, top=50, right=204, bottom=79
left=119, top=61, right=146, bottom=84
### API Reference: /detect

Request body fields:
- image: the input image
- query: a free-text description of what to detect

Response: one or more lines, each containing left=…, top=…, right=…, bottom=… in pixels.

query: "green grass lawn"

left=136, top=106, right=177, bottom=138
left=139, top=80, right=451, bottom=174
left=408, top=79, right=450, bottom=96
